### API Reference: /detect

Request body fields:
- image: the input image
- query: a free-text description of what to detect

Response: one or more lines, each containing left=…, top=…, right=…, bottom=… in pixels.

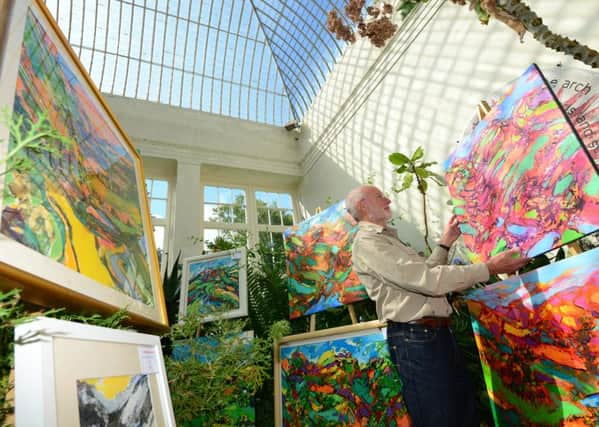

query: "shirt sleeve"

left=426, top=246, right=448, bottom=267
left=354, top=234, right=489, bottom=297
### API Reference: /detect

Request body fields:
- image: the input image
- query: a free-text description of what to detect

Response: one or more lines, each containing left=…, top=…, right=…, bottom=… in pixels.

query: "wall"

left=104, top=96, right=303, bottom=264
left=298, top=0, right=599, bottom=251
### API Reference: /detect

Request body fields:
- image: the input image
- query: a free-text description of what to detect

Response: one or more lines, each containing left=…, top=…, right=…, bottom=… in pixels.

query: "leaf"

left=395, top=165, right=408, bottom=174
left=430, top=173, right=447, bottom=186
left=414, top=167, right=431, bottom=178
left=411, top=146, right=424, bottom=161
left=388, top=152, right=410, bottom=165
left=417, top=179, right=428, bottom=194
left=418, top=161, right=437, bottom=169
left=401, top=174, right=413, bottom=191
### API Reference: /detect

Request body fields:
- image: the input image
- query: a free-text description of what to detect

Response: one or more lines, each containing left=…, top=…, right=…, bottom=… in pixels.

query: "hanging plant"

left=326, top=1, right=398, bottom=48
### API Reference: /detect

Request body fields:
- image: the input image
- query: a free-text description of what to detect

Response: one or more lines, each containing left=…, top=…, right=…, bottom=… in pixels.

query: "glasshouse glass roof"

left=43, top=0, right=349, bottom=126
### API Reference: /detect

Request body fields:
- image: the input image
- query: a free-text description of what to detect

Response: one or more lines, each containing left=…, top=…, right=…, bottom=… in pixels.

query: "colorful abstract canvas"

left=179, top=248, right=247, bottom=321
left=0, top=2, right=165, bottom=328
left=445, top=64, right=599, bottom=263
left=2, top=9, right=155, bottom=302
left=458, top=66, right=599, bottom=166
left=466, top=247, right=599, bottom=426
left=77, top=374, right=156, bottom=426
left=278, top=328, right=411, bottom=426
left=284, top=201, right=367, bottom=319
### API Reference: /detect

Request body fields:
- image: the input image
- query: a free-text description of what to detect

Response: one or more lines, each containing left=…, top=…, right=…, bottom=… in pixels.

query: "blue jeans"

left=387, top=321, right=478, bottom=427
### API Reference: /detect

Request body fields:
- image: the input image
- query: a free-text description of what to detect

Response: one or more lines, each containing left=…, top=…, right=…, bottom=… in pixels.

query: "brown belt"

left=407, top=316, right=451, bottom=328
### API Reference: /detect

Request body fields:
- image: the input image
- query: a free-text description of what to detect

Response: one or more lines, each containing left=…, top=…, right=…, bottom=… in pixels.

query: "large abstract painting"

left=458, top=66, right=599, bottom=166
left=445, top=63, right=599, bottom=263
left=276, top=325, right=411, bottom=427
left=0, top=1, right=165, bottom=329
left=77, top=374, right=156, bottom=427
left=284, top=201, right=367, bottom=319
left=466, top=247, right=599, bottom=426
left=179, top=248, right=247, bottom=322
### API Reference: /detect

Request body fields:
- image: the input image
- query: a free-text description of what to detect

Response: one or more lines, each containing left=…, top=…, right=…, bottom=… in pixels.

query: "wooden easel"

left=309, top=304, right=358, bottom=332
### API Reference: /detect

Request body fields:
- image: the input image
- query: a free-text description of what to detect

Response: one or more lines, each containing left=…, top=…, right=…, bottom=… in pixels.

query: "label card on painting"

left=138, top=346, right=159, bottom=374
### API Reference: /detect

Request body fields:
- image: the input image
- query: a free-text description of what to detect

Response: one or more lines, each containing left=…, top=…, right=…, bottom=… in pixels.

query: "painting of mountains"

left=77, top=374, right=156, bottom=427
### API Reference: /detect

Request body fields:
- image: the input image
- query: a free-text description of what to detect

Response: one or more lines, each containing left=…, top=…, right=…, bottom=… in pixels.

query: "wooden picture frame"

left=179, top=247, right=248, bottom=322
left=273, top=320, right=411, bottom=427
left=14, top=317, right=175, bottom=426
left=0, top=0, right=167, bottom=331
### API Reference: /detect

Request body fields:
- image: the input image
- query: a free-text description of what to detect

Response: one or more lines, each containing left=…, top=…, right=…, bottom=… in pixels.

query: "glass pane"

left=150, top=199, right=167, bottom=218
left=204, top=229, right=248, bottom=252
left=231, top=204, right=246, bottom=223
left=270, top=209, right=282, bottom=226
left=218, top=187, right=232, bottom=204
left=255, top=191, right=268, bottom=203
left=257, top=207, right=269, bottom=225
left=153, top=225, right=165, bottom=250
left=145, top=179, right=152, bottom=195
left=231, top=188, right=246, bottom=204
left=152, top=180, right=168, bottom=198
left=265, top=192, right=278, bottom=207
left=204, top=203, right=220, bottom=221
left=278, top=193, right=292, bottom=209
left=258, top=231, right=271, bottom=247
left=204, top=186, right=218, bottom=203
left=282, top=210, right=294, bottom=226
left=272, top=232, right=284, bottom=250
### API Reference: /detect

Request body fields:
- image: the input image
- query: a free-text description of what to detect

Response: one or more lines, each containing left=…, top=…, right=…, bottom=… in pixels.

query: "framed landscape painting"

left=284, top=201, right=367, bottom=319
left=274, top=321, right=411, bottom=427
left=466, top=247, right=599, bottom=426
left=14, top=317, right=175, bottom=426
left=179, top=247, right=248, bottom=322
left=445, top=63, right=599, bottom=263
left=0, top=0, right=166, bottom=330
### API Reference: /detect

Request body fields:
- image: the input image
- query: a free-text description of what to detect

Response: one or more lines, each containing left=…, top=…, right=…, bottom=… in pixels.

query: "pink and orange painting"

left=466, top=247, right=599, bottom=426
left=284, top=202, right=367, bottom=319
left=445, top=64, right=599, bottom=263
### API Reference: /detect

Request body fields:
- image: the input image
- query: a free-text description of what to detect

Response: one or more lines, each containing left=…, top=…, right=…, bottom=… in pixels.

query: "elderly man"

left=346, top=185, right=529, bottom=427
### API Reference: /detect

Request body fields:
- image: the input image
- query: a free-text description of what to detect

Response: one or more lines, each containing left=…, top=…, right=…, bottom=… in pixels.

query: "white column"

left=172, top=160, right=203, bottom=264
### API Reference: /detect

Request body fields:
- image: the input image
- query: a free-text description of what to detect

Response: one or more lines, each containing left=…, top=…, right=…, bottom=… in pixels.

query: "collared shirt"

left=351, top=221, right=490, bottom=322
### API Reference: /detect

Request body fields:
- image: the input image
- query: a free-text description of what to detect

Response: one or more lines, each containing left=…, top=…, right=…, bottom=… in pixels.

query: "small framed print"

left=14, top=317, right=175, bottom=426
left=179, top=247, right=248, bottom=322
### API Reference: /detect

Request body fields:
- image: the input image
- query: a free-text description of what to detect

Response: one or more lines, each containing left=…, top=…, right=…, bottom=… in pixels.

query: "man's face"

left=362, top=187, right=392, bottom=223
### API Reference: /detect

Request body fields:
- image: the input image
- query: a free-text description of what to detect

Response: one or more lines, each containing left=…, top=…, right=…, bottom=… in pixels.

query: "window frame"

left=200, top=181, right=298, bottom=252
left=145, top=177, right=174, bottom=276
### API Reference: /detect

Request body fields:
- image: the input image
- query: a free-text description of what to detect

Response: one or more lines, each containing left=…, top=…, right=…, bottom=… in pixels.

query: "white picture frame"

left=14, top=317, right=175, bottom=426
left=178, top=247, right=248, bottom=323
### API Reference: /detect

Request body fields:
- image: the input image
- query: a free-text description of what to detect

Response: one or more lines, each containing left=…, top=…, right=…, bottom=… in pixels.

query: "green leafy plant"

left=389, top=146, right=446, bottom=253
left=166, top=301, right=290, bottom=426
left=0, top=109, right=72, bottom=176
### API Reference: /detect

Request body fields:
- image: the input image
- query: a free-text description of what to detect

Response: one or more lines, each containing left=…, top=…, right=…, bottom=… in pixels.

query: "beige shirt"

left=352, top=221, right=490, bottom=322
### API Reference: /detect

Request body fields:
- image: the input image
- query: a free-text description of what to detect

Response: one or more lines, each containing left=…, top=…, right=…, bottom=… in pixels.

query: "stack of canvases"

left=281, top=202, right=411, bottom=426
left=444, top=64, right=599, bottom=426
left=0, top=1, right=175, bottom=425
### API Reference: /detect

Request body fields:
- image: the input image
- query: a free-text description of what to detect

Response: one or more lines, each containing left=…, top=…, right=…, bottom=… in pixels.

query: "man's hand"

left=486, top=249, right=531, bottom=275
left=439, top=215, right=461, bottom=247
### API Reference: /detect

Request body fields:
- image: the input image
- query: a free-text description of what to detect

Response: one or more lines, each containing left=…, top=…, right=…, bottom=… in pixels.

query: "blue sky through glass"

left=43, top=0, right=348, bottom=126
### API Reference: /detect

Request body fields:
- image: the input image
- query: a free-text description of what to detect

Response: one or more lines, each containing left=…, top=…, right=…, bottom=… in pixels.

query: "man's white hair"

left=345, top=185, right=375, bottom=221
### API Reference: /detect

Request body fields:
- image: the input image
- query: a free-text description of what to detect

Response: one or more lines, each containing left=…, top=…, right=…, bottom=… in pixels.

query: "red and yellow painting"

left=466, top=247, right=599, bottom=426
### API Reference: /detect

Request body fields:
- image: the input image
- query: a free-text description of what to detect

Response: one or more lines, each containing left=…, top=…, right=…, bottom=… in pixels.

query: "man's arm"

left=354, top=234, right=489, bottom=297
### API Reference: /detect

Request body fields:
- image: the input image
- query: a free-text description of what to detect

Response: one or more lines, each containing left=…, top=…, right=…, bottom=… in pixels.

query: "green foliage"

left=0, top=109, right=72, bottom=176
left=166, top=302, right=281, bottom=426
left=389, top=146, right=446, bottom=253
left=162, top=251, right=182, bottom=327
left=0, top=289, right=128, bottom=426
